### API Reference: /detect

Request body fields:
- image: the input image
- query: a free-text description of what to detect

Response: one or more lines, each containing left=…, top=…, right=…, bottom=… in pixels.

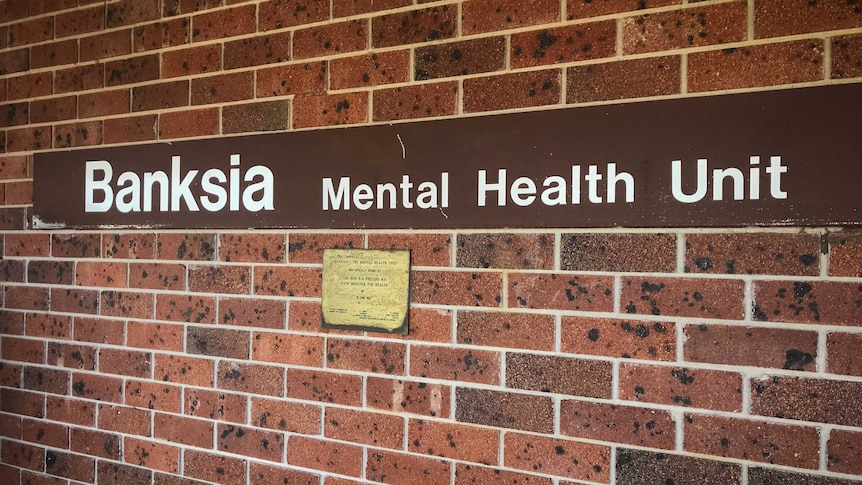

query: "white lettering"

left=767, top=156, right=788, bottom=199
left=478, top=169, right=506, bottom=207
left=511, top=176, right=536, bottom=207
left=323, top=177, right=350, bottom=210
left=671, top=159, right=708, bottom=203
left=85, top=161, right=113, bottom=212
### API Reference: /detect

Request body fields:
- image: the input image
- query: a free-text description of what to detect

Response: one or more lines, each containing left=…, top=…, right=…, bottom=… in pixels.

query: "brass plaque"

left=321, top=249, right=410, bottom=334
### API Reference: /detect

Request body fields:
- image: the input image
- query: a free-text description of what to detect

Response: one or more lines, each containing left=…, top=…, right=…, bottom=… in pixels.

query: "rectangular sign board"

left=33, top=83, right=862, bottom=229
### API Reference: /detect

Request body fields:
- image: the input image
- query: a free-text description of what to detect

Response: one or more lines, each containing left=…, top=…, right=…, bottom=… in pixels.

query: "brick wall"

left=1, top=0, right=862, bottom=484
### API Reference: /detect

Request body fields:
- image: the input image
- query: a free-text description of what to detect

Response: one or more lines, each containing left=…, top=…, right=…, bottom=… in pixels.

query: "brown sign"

left=33, top=83, right=862, bottom=229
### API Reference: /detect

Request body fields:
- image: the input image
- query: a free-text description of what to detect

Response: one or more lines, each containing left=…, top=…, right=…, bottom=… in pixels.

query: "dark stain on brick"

left=783, top=349, right=814, bottom=370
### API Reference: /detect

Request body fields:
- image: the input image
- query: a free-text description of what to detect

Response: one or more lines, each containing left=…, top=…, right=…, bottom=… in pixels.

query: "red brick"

left=256, top=62, right=327, bottom=98
left=31, top=39, right=78, bottom=69
left=154, top=413, right=213, bottom=448
left=189, top=265, right=250, bottom=294
left=412, top=270, right=501, bottom=307
left=455, top=464, right=552, bottom=485
left=510, top=273, right=613, bottom=311
left=408, top=419, right=497, bottom=463
left=288, top=436, right=362, bottom=477
left=324, top=408, right=404, bottom=449
left=753, top=280, right=862, bottom=325
left=127, top=322, right=183, bottom=351
left=132, top=80, right=190, bottom=112
left=366, top=233, right=451, bottom=266
left=47, top=342, right=96, bottom=370
left=752, top=376, right=862, bottom=427
left=154, top=353, right=213, bottom=386
left=684, top=324, right=818, bottom=371
left=53, top=121, right=104, bottom=149
left=334, top=0, right=408, bottom=17
left=185, top=388, right=247, bottom=423
left=70, top=428, right=121, bottom=459
left=71, top=372, right=123, bottom=402
left=217, top=424, right=284, bottom=462
left=293, top=20, right=368, bottom=59
left=8, top=17, right=53, bottom=47
left=828, top=429, right=862, bottom=475
left=457, top=310, right=554, bottom=351
left=45, top=396, right=93, bottom=425
left=162, top=45, right=221, bottom=80
left=79, top=89, right=131, bottom=118
left=331, top=51, right=410, bottom=90
left=326, top=338, right=406, bottom=375
left=252, top=332, right=323, bottom=367
left=371, top=5, right=457, bottom=48
left=828, top=229, right=862, bottom=276
left=411, top=345, right=499, bottom=384
left=47, top=287, right=98, bottom=314
left=125, top=379, right=182, bottom=413
left=827, top=332, right=862, bottom=376
left=191, top=72, right=254, bottom=105
left=248, top=463, right=319, bottom=485
left=0, top=362, right=22, bottom=387
left=105, top=54, right=159, bottom=87
left=0, top=0, right=28, bottom=23
left=98, top=404, right=150, bottom=436
left=96, top=461, right=152, bottom=485
left=75, top=261, right=127, bottom=288
left=254, top=266, right=322, bottom=297
left=286, top=233, right=362, bottom=264
left=756, top=0, right=862, bottom=38
left=127, top=263, right=184, bottom=291
left=80, top=30, right=132, bottom=62
left=293, top=92, right=368, bottom=129
left=217, top=361, right=284, bottom=396
left=125, top=438, right=179, bottom=474
left=464, top=70, right=561, bottom=113
left=508, top=353, right=612, bottom=398
left=28, top=260, right=74, bottom=285
left=0, top=311, right=25, bottom=335
left=367, top=449, right=451, bottom=483
left=184, top=449, right=246, bottom=484
left=2, top=389, right=44, bottom=418
left=0, top=48, right=29, bottom=76
left=22, top=418, right=68, bottom=449
left=689, top=41, right=824, bottom=92
left=286, top=368, right=362, bottom=406
left=157, top=233, right=216, bottom=260
left=5, top=287, right=48, bottom=312
left=187, top=326, right=249, bottom=359
left=415, top=37, right=506, bottom=80
left=624, top=1, right=746, bottom=55
left=99, top=348, right=151, bottom=378
left=620, top=363, right=743, bottom=411
left=6, top=127, right=50, bottom=153
left=0, top=156, right=30, bottom=180
left=220, top=234, right=285, bottom=263
left=163, top=0, right=222, bottom=16
left=3, top=180, right=31, bottom=205
left=106, top=0, right=160, bottom=28
left=1, top=440, right=43, bottom=471
left=224, top=32, right=292, bottom=70
left=686, top=233, right=820, bottom=275
left=456, top=233, right=553, bottom=270
left=222, top=100, right=291, bottom=134
left=833, top=34, right=862, bottom=80
left=2, top=337, right=45, bottom=363
left=259, top=0, right=330, bottom=31
left=54, top=64, right=105, bottom=94
left=219, top=297, right=285, bottom=329
left=134, top=18, right=190, bottom=52
left=22, top=366, right=69, bottom=394
left=29, top=97, right=77, bottom=124
left=7, top=73, right=52, bottom=101
left=159, top=108, right=219, bottom=139
left=621, top=276, right=744, bottom=319
left=563, top=233, right=675, bottom=272
left=503, top=433, right=610, bottom=482
left=560, top=400, right=676, bottom=448
left=456, top=388, right=553, bottom=433
left=686, top=414, right=820, bottom=468
left=100, top=290, right=153, bottom=319
left=366, top=377, right=451, bottom=418
left=513, top=23, right=616, bottom=71
left=463, top=0, right=559, bottom=35
left=616, top=448, right=740, bottom=484
left=191, top=5, right=256, bottom=42
left=251, top=397, right=321, bottom=434
left=43, top=450, right=95, bottom=482
left=155, top=294, right=215, bottom=323
left=5, top=234, right=45, bottom=256
left=568, top=56, right=681, bottom=103
left=25, top=313, right=70, bottom=339
left=55, top=5, right=104, bottom=38
left=71, top=317, right=122, bottom=345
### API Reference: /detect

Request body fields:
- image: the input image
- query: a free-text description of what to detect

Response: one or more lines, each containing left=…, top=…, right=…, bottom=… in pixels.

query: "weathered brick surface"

left=560, top=400, right=676, bottom=448
left=619, top=363, right=743, bottom=411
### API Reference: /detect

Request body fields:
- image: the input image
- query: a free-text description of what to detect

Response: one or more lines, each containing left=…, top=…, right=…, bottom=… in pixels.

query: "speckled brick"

left=560, top=400, right=675, bottom=448
left=97, top=462, right=152, bottom=485
left=568, top=56, right=681, bottom=103
left=52, top=234, right=99, bottom=258
left=30, top=96, right=77, bottom=124
left=217, top=424, right=284, bottom=462
left=258, top=0, right=330, bottom=31
left=8, top=17, right=54, bottom=47
left=256, top=62, right=327, bottom=97
left=334, top=0, right=409, bottom=17
left=163, top=0, right=221, bottom=16
left=0, top=103, right=29, bottom=128
left=80, top=30, right=132, bottom=62
left=753, top=280, right=862, bottom=325
left=218, top=361, right=284, bottom=396
left=249, top=463, right=319, bottom=485
left=457, top=310, right=553, bottom=351
left=286, top=368, right=363, bottom=405
left=512, top=22, right=616, bottom=69
left=464, top=70, right=562, bottom=113
left=689, top=41, right=824, bottom=92
left=287, top=233, right=362, bottom=263
left=828, top=230, right=862, bottom=276
left=293, top=92, right=368, bottom=129
left=410, top=345, right=499, bottom=384
left=132, top=80, right=190, bottom=112
left=686, top=414, right=820, bottom=468
left=622, top=277, right=744, bottom=319
left=184, top=449, right=247, bottom=484
left=750, top=468, right=860, bottom=485
left=0, top=0, right=28, bottom=23
left=568, top=0, right=679, bottom=19
left=188, top=265, right=250, bottom=294
left=325, top=408, right=404, bottom=449
left=74, top=317, right=124, bottom=345
left=6, top=127, right=50, bottom=153
left=251, top=396, right=321, bottom=434
left=224, top=32, right=291, bottom=69
left=22, top=366, right=68, bottom=394
left=372, top=5, right=457, bottom=48
left=100, top=290, right=153, bottom=319
left=406, top=418, right=498, bottom=463
left=53, top=121, right=103, bottom=149
left=752, top=376, right=862, bottom=427
left=191, top=5, right=256, bottom=42
left=372, top=82, right=459, bottom=121
left=366, top=377, right=451, bottom=418
left=620, top=363, right=742, bottom=411
left=510, top=273, right=614, bottom=311
left=756, top=0, right=862, bottom=38
left=2, top=336, right=44, bottom=363
left=367, top=234, right=451, bottom=266
left=157, top=233, right=215, bottom=260
left=187, top=327, right=248, bottom=359
left=288, top=436, right=362, bottom=476
left=105, top=54, right=159, bottom=87
left=0, top=49, right=29, bottom=76
left=71, top=372, right=123, bottom=402
left=186, top=388, right=247, bottom=423
left=331, top=51, right=410, bottom=90
left=616, top=448, right=741, bottom=485
left=686, top=233, right=820, bottom=275
left=415, top=37, right=506, bottom=80
left=2, top=388, right=45, bottom=419
left=155, top=413, right=214, bottom=448
left=462, top=0, right=559, bottom=35
left=27, top=260, right=74, bottom=284
left=23, top=418, right=68, bottom=448
left=0, top=361, right=22, bottom=387
left=106, top=0, right=160, bottom=27
left=79, top=89, right=131, bottom=118
left=367, top=449, right=451, bottom=483
left=457, top=233, right=553, bottom=270
left=134, top=18, right=190, bottom=52
left=832, top=34, right=862, bottom=79
left=456, top=387, right=553, bottom=433
left=508, top=353, right=612, bottom=398
left=0, top=260, right=24, bottom=282
left=5, top=287, right=48, bottom=312
left=44, top=395, right=93, bottom=425
left=105, top=114, right=159, bottom=144
left=217, top=298, right=284, bottom=329
left=161, top=44, right=221, bottom=78
left=412, top=270, right=502, bottom=307
left=326, top=339, right=405, bottom=375
left=0, top=311, right=24, bottom=335
left=561, top=233, right=676, bottom=272
left=44, top=450, right=95, bottom=482
left=254, top=266, right=321, bottom=297
left=47, top=342, right=96, bottom=370
left=0, top=156, right=30, bottom=180
left=155, top=294, right=215, bottom=324
left=55, top=5, right=104, bottom=38
left=624, top=1, right=746, bottom=54
left=128, top=262, right=184, bottom=291
left=98, top=348, right=151, bottom=378
left=827, top=332, right=862, bottom=376
left=503, top=433, right=610, bottom=482
left=70, top=427, right=121, bottom=459
left=54, top=64, right=105, bottom=94
left=827, top=429, right=862, bottom=475
left=97, top=404, right=150, bottom=436
left=223, top=100, right=291, bottom=134
left=159, top=107, right=219, bottom=139
left=7, top=72, right=51, bottom=101
left=125, top=438, right=180, bottom=474
left=221, top=236, right=284, bottom=265
left=293, top=20, right=367, bottom=59
left=1, top=441, right=43, bottom=471
left=684, top=324, right=818, bottom=371
left=252, top=331, right=322, bottom=367
left=31, top=39, right=78, bottom=69
left=50, top=288, right=99, bottom=315
left=192, top=72, right=254, bottom=105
